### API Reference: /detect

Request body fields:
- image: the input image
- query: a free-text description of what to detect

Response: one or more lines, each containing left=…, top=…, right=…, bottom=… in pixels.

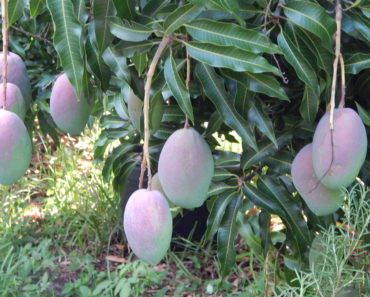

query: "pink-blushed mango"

left=50, top=73, right=90, bottom=136
left=0, top=83, right=26, bottom=120
left=0, top=109, right=32, bottom=185
left=0, top=52, right=32, bottom=106
left=312, top=108, right=367, bottom=189
left=123, top=189, right=172, bottom=265
left=158, top=128, right=214, bottom=209
left=291, top=144, right=344, bottom=216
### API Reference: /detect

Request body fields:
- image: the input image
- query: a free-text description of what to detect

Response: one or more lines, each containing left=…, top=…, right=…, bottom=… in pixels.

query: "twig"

left=263, top=0, right=274, bottom=33
left=338, top=54, right=345, bottom=108
left=1, top=0, right=8, bottom=109
left=184, top=51, right=191, bottom=128
left=139, top=36, right=172, bottom=190
left=10, top=25, right=53, bottom=46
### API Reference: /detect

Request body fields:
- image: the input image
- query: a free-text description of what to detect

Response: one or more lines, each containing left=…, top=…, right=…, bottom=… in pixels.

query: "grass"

left=0, top=125, right=368, bottom=296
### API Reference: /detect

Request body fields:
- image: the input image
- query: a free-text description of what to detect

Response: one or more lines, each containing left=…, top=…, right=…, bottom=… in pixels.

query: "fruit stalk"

left=184, top=51, right=191, bottom=128
left=139, top=36, right=172, bottom=189
left=329, top=0, right=342, bottom=130
left=1, top=0, right=8, bottom=109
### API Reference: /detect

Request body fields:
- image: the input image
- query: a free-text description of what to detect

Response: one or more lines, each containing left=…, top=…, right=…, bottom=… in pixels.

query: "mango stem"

left=1, top=0, right=8, bottom=109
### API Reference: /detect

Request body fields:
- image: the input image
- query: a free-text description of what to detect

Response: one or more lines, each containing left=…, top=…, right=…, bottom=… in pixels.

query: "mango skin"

left=0, top=83, right=26, bottom=120
left=158, top=128, right=214, bottom=209
left=0, top=52, right=32, bottom=106
left=291, top=144, right=344, bottom=216
left=50, top=73, right=90, bottom=136
left=0, top=110, right=32, bottom=185
left=312, top=108, right=367, bottom=189
left=123, top=189, right=172, bottom=265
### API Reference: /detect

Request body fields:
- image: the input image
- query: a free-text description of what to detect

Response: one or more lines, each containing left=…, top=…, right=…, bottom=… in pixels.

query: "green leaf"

left=47, top=0, right=85, bottom=100
left=355, top=102, right=370, bottom=126
left=102, top=46, right=130, bottom=83
left=187, top=42, right=280, bottom=75
left=73, top=0, right=88, bottom=24
left=132, top=52, right=147, bottom=77
left=186, top=19, right=281, bottom=54
left=195, top=63, right=257, bottom=150
left=8, top=0, right=26, bottom=26
left=164, top=3, right=204, bottom=34
left=361, top=5, right=370, bottom=19
left=217, top=191, right=242, bottom=277
left=207, top=182, right=236, bottom=197
left=114, top=40, right=158, bottom=57
left=143, top=0, right=171, bottom=16
left=222, top=69, right=289, bottom=101
left=234, top=82, right=251, bottom=118
left=30, top=0, right=46, bottom=18
left=110, top=17, right=153, bottom=42
left=264, top=151, right=293, bottom=175
left=241, top=132, right=292, bottom=171
left=299, top=85, right=319, bottom=124
left=149, top=91, right=164, bottom=132
left=277, top=32, right=319, bottom=95
left=203, top=190, right=236, bottom=244
left=282, top=1, right=336, bottom=51
left=113, top=0, right=136, bottom=20
left=248, top=100, right=277, bottom=147
left=345, top=52, right=370, bottom=74
left=94, top=0, right=115, bottom=53
left=259, top=211, right=271, bottom=256
left=164, top=55, right=194, bottom=123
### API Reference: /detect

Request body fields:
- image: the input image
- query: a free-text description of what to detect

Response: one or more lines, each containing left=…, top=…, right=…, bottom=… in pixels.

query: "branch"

left=1, top=0, right=8, bottom=109
left=10, top=25, right=53, bottom=46
left=184, top=50, right=191, bottom=128
left=139, top=36, right=172, bottom=190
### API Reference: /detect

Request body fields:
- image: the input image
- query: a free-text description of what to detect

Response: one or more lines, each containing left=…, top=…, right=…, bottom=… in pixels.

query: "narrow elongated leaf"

left=9, top=0, right=26, bottom=26
left=164, top=3, right=204, bottom=33
left=282, top=1, right=336, bottom=51
left=361, top=5, right=370, bottom=18
left=264, top=151, right=293, bottom=175
left=114, top=40, right=158, bottom=57
left=164, top=55, right=194, bottom=123
left=195, top=63, right=257, bottom=150
left=355, top=102, right=370, bottom=126
left=345, top=53, right=370, bottom=74
left=222, top=69, right=289, bottom=101
left=30, top=0, right=46, bottom=18
left=299, top=86, right=319, bottom=123
left=207, top=182, right=236, bottom=197
left=47, top=0, right=85, bottom=99
left=259, top=211, right=271, bottom=256
left=188, top=42, right=280, bottom=75
left=110, top=18, right=153, bottom=41
left=203, top=190, right=236, bottom=243
left=113, top=0, right=136, bottom=19
left=73, top=0, right=88, bottom=24
left=278, top=32, right=319, bottom=95
left=94, top=0, right=115, bottom=53
left=234, top=82, right=251, bottom=118
left=217, top=191, right=242, bottom=277
left=248, top=100, right=277, bottom=147
left=102, top=46, right=130, bottom=83
left=132, top=52, right=147, bottom=77
left=143, top=0, right=171, bottom=16
left=186, top=19, right=281, bottom=54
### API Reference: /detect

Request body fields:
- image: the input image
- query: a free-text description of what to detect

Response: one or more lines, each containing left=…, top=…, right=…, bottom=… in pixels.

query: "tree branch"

left=10, top=25, right=53, bottom=46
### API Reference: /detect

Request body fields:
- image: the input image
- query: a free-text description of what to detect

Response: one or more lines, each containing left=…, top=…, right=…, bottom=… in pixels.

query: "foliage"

left=2, top=0, right=370, bottom=277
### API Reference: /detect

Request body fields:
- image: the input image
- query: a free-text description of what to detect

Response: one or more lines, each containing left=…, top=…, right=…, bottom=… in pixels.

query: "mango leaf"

left=102, top=46, right=130, bottom=83
left=114, top=40, right=158, bottom=57
left=241, top=131, right=292, bottom=171
left=204, top=111, right=223, bottom=136
left=299, top=85, right=319, bottom=124
left=222, top=69, right=289, bottom=101
left=186, top=19, right=281, bottom=54
left=282, top=1, right=336, bottom=52
left=361, top=5, right=370, bottom=19
left=47, top=0, right=85, bottom=100
left=195, top=63, right=257, bottom=150
left=234, top=82, right=251, bottom=119
left=207, top=182, right=236, bottom=197
left=143, top=0, right=171, bottom=16
left=164, top=55, right=194, bottom=123
left=345, top=53, right=370, bottom=74
left=259, top=211, right=271, bottom=256
left=113, top=0, right=136, bottom=20
left=113, top=93, right=129, bottom=120
left=264, top=151, right=293, bottom=175
left=93, top=0, right=115, bottom=53
left=248, top=100, right=277, bottom=147
left=30, top=0, right=46, bottom=18
left=187, top=42, right=280, bottom=75
left=203, top=190, right=236, bottom=244
left=164, top=3, right=204, bottom=33
left=355, top=102, right=370, bottom=126
left=73, top=0, right=88, bottom=24
left=217, top=191, right=243, bottom=278
left=9, top=0, right=26, bottom=26
left=278, top=32, right=319, bottom=95
left=110, top=17, right=153, bottom=41
left=132, top=52, right=147, bottom=77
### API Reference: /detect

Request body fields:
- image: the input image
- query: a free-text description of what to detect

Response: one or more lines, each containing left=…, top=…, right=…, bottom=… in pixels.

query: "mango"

left=158, top=128, right=214, bottom=209
left=312, top=108, right=367, bottom=189
left=123, top=189, right=172, bottom=265
left=0, top=109, right=32, bottom=185
left=291, top=144, right=344, bottom=216
left=0, top=52, right=32, bottom=106
left=50, top=73, right=90, bottom=136
left=0, top=83, right=26, bottom=120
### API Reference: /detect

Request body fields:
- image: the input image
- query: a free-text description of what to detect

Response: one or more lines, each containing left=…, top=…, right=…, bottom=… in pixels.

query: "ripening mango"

left=0, top=83, right=26, bottom=120
left=158, top=127, right=214, bottom=209
left=123, top=189, right=172, bottom=265
left=312, top=108, right=367, bottom=189
left=0, top=109, right=32, bottom=185
left=0, top=52, right=32, bottom=106
left=50, top=73, right=90, bottom=136
left=291, top=144, right=344, bottom=216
